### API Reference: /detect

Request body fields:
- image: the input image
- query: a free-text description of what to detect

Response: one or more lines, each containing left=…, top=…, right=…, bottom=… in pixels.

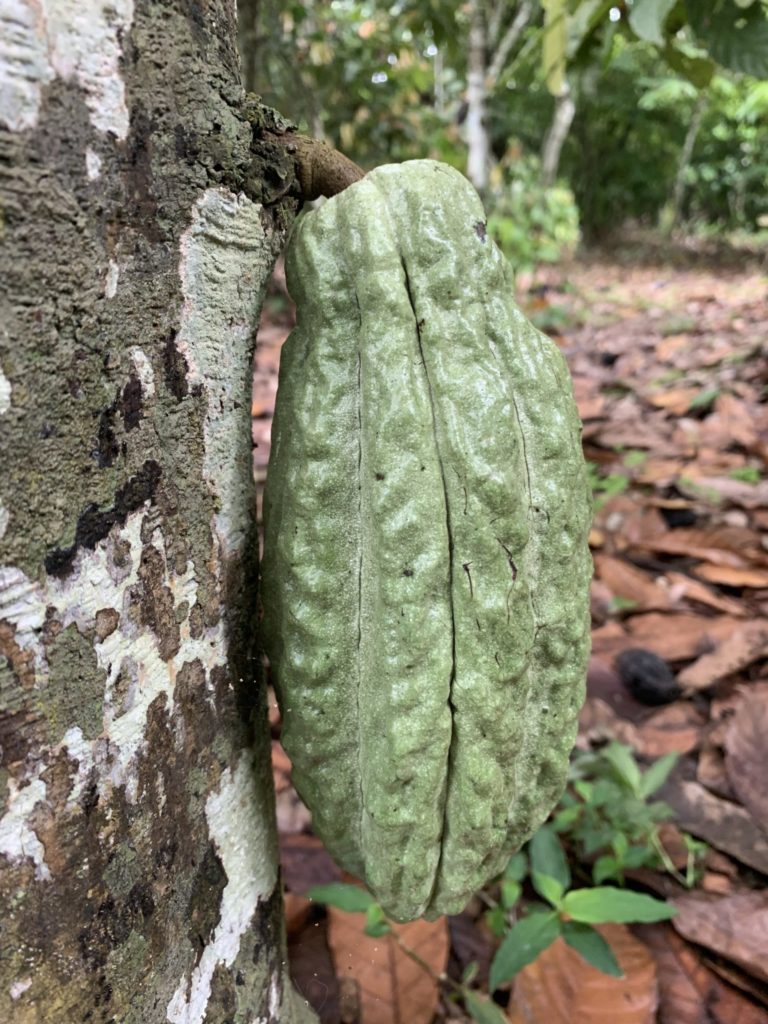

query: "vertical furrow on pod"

left=343, top=179, right=454, bottom=920
left=488, top=302, right=592, bottom=851
left=262, top=202, right=366, bottom=876
left=373, top=163, right=538, bottom=914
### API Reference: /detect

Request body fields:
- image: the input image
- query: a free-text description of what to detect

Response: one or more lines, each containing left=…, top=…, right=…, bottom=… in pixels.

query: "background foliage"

left=241, top=0, right=768, bottom=253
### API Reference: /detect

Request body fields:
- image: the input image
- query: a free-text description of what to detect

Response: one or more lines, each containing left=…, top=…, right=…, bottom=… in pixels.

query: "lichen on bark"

left=0, top=0, right=311, bottom=1021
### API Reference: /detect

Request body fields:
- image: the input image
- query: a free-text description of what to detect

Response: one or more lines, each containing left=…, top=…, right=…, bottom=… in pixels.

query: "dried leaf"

left=671, top=892, right=768, bottom=984
left=635, top=922, right=768, bottom=1024
left=632, top=527, right=765, bottom=568
left=663, top=571, right=746, bottom=617
left=724, top=685, right=768, bottom=834
left=694, top=563, right=768, bottom=588
left=646, top=387, right=702, bottom=415
left=662, top=778, right=768, bottom=874
left=678, top=621, right=768, bottom=690
left=326, top=907, right=449, bottom=1024
left=627, top=613, right=741, bottom=663
left=507, top=923, right=658, bottom=1024
left=635, top=703, right=706, bottom=757
left=594, top=554, right=671, bottom=612
left=288, top=914, right=341, bottom=1023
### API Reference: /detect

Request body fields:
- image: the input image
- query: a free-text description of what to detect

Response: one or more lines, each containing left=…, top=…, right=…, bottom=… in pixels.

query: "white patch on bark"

left=130, top=347, right=155, bottom=397
left=177, top=190, right=268, bottom=559
left=85, top=147, right=102, bottom=180
left=0, top=506, right=9, bottom=540
left=61, top=726, right=96, bottom=806
left=0, top=0, right=133, bottom=137
left=105, top=259, right=120, bottom=298
left=0, top=778, right=51, bottom=880
left=0, top=504, right=226, bottom=812
left=0, top=0, right=53, bottom=131
left=10, top=978, right=32, bottom=1000
left=0, top=366, right=11, bottom=413
left=166, top=751, right=278, bottom=1024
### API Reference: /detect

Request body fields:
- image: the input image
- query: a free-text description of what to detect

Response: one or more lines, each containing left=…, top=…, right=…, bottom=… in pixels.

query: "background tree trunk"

left=0, top=2, right=312, bottom=1022
left=540, top=82, right=576, bottom=188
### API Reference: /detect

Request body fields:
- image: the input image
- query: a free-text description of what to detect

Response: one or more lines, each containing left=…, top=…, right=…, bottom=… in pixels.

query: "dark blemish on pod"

left=375, top=472, right=385, bottom=481
left=402, top=568, right=413, bottom=577
left=474, top=220, right=487, bottom=242
left=462, top=562, right=474, bottom=599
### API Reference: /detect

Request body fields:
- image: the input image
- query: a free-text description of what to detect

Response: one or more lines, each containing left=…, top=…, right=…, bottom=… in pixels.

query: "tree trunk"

left=540, top=82, right=576, bottom=188
left=0, top=2, right=312, bottom=1023
left=466, top=0, right=489, bottom=192
left=672, top=92, right=707, bottom=228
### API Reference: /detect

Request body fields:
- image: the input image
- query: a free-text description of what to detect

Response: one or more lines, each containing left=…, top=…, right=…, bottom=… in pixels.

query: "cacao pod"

left=261, top=160, right=592, bottom=922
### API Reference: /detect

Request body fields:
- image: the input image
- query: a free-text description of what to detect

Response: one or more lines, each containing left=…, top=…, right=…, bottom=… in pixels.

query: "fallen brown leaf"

left=671, top=892, right=768, bottom=984
left=662, top=778, right=768, bottom=875
left=326, top=908, right=449, bottom=1024
left=678, top=621, right=768, bottom=690
left=663, top=571, right=746, bottom=617
left=594, top=554, right=671, bottom=611
left=626, top=613, right=740, bottom=663
left=724, top=684, right=768, bottom=835
left=635, top=922, right=768, bottom=1024
left=280, top=833, right=341, bottom=894
left=632, top=527, right=765, bottom=568
left=693, top=564, right=768, bottom=588
left=633, top=703, right=705, bottom=758
left=288, top=914, right=340, bottom=1024
left=646, top=386, right=702, bottom=415
left=507, top=923, right=658, bottom=1024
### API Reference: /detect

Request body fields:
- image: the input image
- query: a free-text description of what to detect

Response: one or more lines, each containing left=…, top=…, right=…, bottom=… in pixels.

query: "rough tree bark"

left=0, top=1, right=314, bottom=1022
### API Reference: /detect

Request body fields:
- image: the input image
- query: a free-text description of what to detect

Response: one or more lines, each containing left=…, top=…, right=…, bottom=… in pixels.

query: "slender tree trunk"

left=541, top=81, right=576, bottom=187
left=672, top=92, right=707, bottom=227
left=466, top=0, right=489, bottom=192
left=0, top=2, right=313, bottom=1022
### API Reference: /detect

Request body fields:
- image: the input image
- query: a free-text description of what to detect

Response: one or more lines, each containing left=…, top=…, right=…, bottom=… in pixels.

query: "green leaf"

left=463, top=989, right=510, bottom=1024
left=532, top=872, right=565, bottom=908
left=462, top=961, right=479, bottom=985
left=562, top=921, right=624, bottom=977
left=485, top=905, right=508, bottom=939
left=501, top=879, right=522, bottom=909
left=593, top=855, right=620, bottom=884
left=563, top=887, right=677, bottom=924
left=364, top=903, right=392, bottom=937
left=529, top=824, right=571, bottom=891
left=639, top=753, right=678, bottom=798
left=687, top=0, right=768, bottom=77
left=307, top=882, right=377, bottom=914
left=489, top=912, right=561, bottom=990
left=504, top=851, right=529, bottom=882
left=600, top=743, right=643, bottom=796
left=663, top=43, right=716, bottom=88
left=689, top=387, right=720, bottom=411
left=629, top=0, right=678, bottom=46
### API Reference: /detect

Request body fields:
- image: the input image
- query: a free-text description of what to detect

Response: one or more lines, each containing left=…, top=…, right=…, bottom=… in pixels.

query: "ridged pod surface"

left=261, top=160, right=592, bottom=921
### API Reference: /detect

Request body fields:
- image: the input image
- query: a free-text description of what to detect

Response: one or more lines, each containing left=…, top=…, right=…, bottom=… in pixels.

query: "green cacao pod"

left=261, top=160, right=592, bottom=922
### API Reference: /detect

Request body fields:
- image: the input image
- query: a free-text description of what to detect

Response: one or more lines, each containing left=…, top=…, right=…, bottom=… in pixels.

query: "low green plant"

left=555, top=742, right=706, bottom=888
left=730, top=465, right=762, bottom=484
left=486, top=150, right=580, bottom=277
left=586, top=460, right=630, bottom=508
left=308, top=744, right=690, bottom=1024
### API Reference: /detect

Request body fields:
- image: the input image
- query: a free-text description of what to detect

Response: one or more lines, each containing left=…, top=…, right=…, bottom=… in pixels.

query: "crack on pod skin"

left=353, top=282, right=366, bottom=874
left=401, top=259, right=457, bottom=910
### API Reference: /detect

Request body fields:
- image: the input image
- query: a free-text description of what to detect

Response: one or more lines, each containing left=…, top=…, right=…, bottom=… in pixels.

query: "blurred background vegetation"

left=239, top=0, right=768, bottom=271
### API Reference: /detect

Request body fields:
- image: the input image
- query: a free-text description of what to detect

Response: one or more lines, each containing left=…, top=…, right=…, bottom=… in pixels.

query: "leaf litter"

left=255, top=257, right=768, bottom=1022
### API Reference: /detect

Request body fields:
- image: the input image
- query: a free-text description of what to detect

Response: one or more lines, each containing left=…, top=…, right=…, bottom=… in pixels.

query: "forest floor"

left=253, top=249, right=768, bottom=1024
